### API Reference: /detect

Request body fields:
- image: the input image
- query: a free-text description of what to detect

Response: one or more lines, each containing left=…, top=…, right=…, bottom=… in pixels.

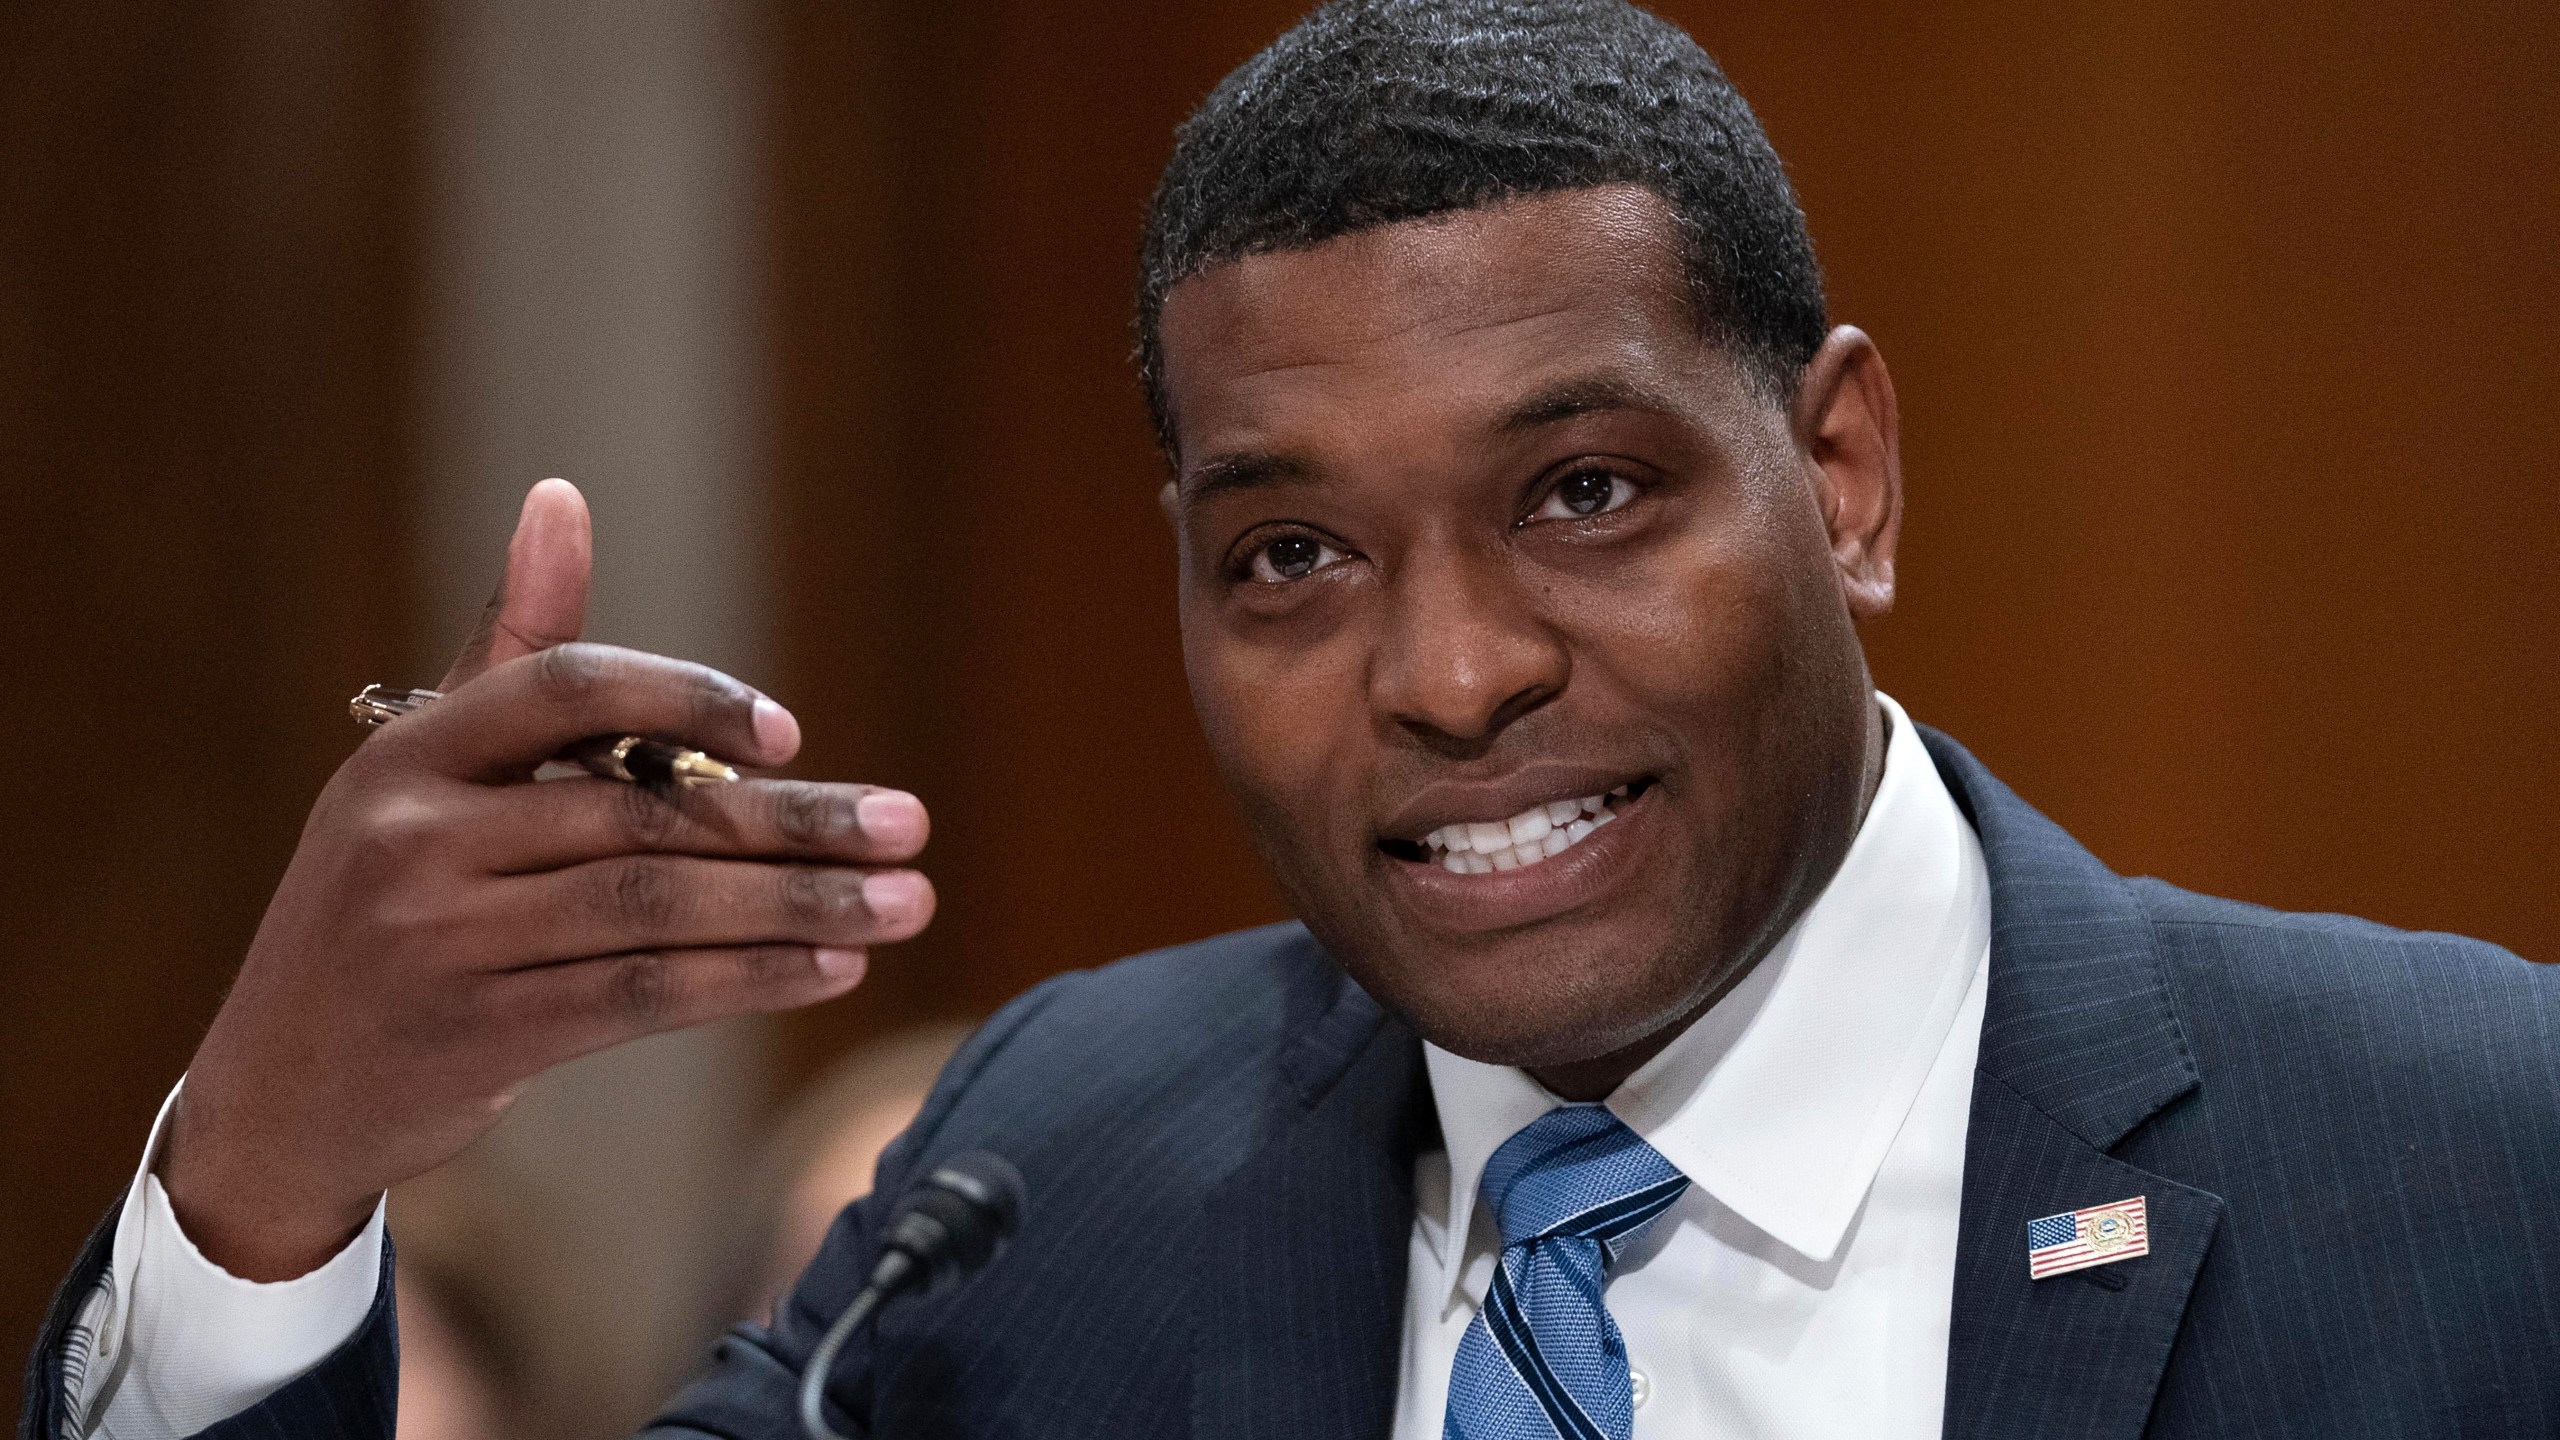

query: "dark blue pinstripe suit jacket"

left=26, top=730, right=2560, bottom=1439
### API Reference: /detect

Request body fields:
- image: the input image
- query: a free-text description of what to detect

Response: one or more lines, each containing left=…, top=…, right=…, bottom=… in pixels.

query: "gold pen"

left=348, top=684, right=741, bottom=787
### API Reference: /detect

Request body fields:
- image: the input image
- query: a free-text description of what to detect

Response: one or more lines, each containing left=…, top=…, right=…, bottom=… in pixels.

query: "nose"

left=1371, top=546, right=1568, bottom=754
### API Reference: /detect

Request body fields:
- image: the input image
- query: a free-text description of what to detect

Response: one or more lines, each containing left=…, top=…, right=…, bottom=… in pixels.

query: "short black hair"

left=1136, top=0, right=1828, bottom=455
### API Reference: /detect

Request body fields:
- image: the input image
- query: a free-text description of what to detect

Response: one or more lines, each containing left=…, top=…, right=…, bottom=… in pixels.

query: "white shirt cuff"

left=73, top=1079, right=386, bottom=1440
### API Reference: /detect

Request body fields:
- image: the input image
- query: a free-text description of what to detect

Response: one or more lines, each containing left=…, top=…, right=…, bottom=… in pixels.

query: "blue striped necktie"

left=1443, top=1106, right=1691, bottom=1440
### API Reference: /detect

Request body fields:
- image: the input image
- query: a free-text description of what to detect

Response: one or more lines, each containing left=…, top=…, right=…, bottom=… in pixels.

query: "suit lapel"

left=1947, top=1077, right=2222, bottom=1439
left=1925, top=729, right=2227, bottom=1440
left=1194, top=966, right=1429, bottom=1440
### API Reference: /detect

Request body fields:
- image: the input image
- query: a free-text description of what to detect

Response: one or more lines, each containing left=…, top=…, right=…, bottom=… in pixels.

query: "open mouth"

left=1380, top=778, right=1656, bottom=874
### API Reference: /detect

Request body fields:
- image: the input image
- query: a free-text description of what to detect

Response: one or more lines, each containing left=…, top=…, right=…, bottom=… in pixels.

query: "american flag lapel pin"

left=2027, top=1195, right=2150, bottom=1280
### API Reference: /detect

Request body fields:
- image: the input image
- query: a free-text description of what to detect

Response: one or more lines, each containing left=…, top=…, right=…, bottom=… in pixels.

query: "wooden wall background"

left=5, top=0, right=2554, bottom=1415
left=0, top=0, right=422, bottom=1404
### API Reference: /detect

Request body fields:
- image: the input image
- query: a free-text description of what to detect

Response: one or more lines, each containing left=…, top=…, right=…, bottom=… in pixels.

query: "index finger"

left=381, top=642, right=800, bottom=782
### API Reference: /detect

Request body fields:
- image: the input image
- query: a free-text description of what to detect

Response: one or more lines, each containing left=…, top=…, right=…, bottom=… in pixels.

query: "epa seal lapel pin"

left=2027, top=1195, right=2150, bottom=1279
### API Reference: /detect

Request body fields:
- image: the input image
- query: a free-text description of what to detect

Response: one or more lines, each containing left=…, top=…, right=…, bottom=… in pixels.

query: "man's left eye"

left=1248, top=533, right=1345, bottom=582
left=1533, top=469, right=1633, bottom=521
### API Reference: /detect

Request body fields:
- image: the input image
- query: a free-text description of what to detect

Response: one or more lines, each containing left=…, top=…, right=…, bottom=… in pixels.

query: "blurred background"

left=3, top=0, right=2553, bottom=1431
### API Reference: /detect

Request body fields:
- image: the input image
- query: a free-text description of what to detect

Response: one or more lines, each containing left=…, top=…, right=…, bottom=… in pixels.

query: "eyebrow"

left=1497, top=374, right=1685, bottom=434
left=1180, top=450, right=1311, bottom=506
left=1177, top=373, right=1682, bottom=504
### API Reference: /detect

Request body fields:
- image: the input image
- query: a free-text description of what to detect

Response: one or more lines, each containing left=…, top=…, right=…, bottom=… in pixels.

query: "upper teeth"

left=1423, top=786, right=1629, bottom=874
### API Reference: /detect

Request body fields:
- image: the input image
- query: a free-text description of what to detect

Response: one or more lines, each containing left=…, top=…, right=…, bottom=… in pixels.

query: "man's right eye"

left=1248, top=533, right=1343, bottom=583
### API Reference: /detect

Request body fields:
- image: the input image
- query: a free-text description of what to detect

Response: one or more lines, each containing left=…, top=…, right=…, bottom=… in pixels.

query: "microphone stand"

left=795, top=1152, right=1025, bottom=1440
left=796, top=1266, right=897, bottom=1440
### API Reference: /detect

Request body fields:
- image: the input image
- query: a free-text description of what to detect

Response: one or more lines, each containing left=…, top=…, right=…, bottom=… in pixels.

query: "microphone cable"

left=797, top=1151, right=1026, bottom=1440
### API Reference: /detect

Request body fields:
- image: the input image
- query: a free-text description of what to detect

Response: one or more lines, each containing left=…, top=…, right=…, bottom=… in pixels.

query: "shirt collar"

left=1422, top=693, right=1989, bottom=1300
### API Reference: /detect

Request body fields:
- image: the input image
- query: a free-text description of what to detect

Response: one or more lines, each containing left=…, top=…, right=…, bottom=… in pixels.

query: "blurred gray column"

left=416, top=1, right=767, bottom=1431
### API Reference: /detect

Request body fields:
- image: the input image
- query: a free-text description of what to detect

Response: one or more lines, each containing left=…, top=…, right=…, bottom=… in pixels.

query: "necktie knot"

left=1445, top=1107, right=1690, bottom=1440
left=1479, top=1105, right=1689, bottom=1256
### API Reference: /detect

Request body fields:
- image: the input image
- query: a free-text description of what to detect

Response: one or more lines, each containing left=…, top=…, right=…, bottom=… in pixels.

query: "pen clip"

left=349, top=684, right=444, bottom=727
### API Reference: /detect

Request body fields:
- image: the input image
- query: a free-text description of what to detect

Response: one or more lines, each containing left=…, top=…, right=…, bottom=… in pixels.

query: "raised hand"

left=161, top=480, right=934, bottom=1281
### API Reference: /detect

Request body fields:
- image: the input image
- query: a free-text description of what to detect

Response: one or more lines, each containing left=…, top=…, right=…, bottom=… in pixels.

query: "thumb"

left=439, top=478, right=592, bottom=691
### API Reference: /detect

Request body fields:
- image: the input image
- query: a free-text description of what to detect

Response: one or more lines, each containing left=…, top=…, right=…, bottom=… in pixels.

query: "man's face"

left=1158, top=184, right=1895, bottom=1082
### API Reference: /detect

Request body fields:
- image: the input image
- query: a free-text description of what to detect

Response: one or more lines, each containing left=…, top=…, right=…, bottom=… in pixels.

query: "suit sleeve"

left=19, top=1074, right=392, bottom=1440
left=19, top=1208, right=397, bottom=1440
left=639, top=973, right=1081, bottom=1439
left=21, top=972, right=1080, bottom=1440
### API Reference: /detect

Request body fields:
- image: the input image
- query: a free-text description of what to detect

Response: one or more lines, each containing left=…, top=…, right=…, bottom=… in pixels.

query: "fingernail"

left=814, top=948, right=866, bottom=981
left=855, top=790, right=927, bottom=849
left=862, top=871, right=926, bottom=922
left=751, top=697, right=800, bottom=758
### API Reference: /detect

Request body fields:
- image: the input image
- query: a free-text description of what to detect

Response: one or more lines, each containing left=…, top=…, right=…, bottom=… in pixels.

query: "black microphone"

left=797, top=1151, right=1027, bottom=1440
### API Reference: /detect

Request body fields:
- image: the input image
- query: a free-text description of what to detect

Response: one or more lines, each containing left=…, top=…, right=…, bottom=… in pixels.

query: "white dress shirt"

left=82, top=691, right=1983, bottom=1440
left=1393, top=692, right=1991, bottom=1439
left=70, top=1082, right=385, bottom=1439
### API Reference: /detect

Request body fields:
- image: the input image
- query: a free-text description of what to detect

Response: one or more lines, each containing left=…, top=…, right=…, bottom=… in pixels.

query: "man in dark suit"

left=28, top=1, right=2560, bottom=1437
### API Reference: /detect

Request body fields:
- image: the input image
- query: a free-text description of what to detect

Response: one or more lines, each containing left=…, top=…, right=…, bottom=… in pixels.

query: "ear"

left=1158, top=479, right=1180, bottom=530
left=1788, top=326, right=1902, bottom=620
